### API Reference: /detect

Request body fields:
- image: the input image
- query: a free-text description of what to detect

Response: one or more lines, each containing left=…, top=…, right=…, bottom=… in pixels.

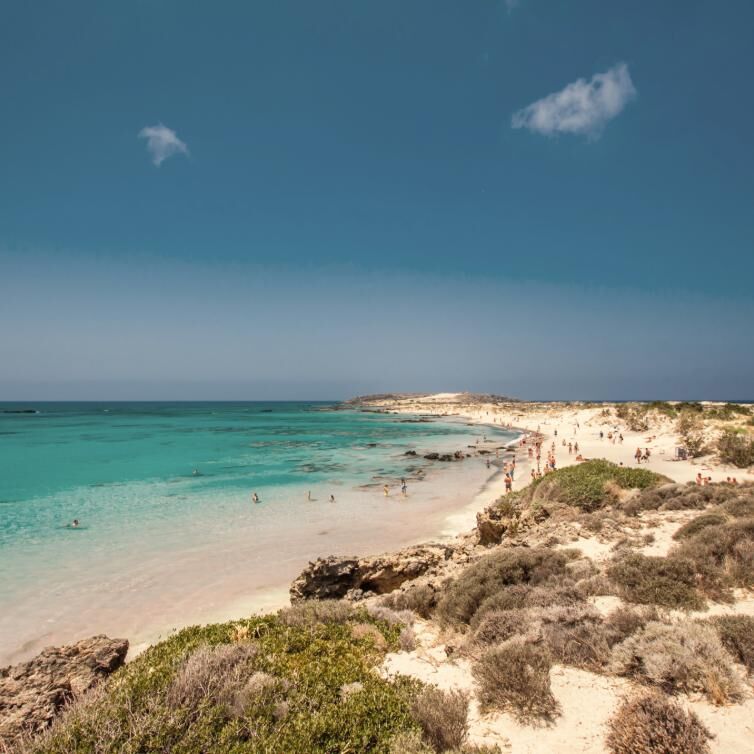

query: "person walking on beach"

left=383, top=484, right=389, bottom=497
left=307, top=490, right=312, bottom=501
left=634, top=448, right=642, bottom=464
left=401, top=479, right=407, bottom=496
left=252, top=492, right=260, bottom=503
left=504, top=473, right=513, bottom=493
left=510, top=460, right=516, bottom=480
left=329, top=494, right=336, bottom=503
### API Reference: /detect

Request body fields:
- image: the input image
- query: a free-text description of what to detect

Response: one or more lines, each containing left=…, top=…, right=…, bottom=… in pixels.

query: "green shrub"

left=472, top=639, right=558, bottom=722
left=606, top=691, right=712, bottom=754
left=676, top=412, right=707, bottom=458
left=531, top=460, right=663, bottom=512
left=718, top=430, right=754, bottom=468
left=672, top=512, right=728, bottom=540
left=706, top=615, right=754, bottom=673
left=278, top=599, right=354, bottom=627
left=436, top=548, right=568, bottom=627
left=607, top=553, right=705, bottom=610
left=610, top=620, right=741, bottom=704
left=411, top=686, right=469, bottom=752
left=17, top=614, right=421, bottom=754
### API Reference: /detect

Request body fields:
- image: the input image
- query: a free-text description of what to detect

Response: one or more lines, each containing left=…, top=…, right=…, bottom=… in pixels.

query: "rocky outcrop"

left=476, top=505, right=516, bottom=546
left=0, top=635, right=128, bottom=744
left=290, top=544, right=455, bottom=602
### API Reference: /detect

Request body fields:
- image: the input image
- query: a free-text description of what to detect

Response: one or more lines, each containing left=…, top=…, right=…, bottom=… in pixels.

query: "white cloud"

left=511, top=63, right=636, bottom=138
left=138, top=124, right=189, bottom=166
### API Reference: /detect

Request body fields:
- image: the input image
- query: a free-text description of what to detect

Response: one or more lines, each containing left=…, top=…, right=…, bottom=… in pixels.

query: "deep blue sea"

left=0, top=402, right=513, bottom=663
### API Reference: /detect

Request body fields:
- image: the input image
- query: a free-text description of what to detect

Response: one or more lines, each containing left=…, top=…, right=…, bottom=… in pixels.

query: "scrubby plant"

left=672, top=518, right=754, bottom=598
left=672, top=512, right=728, bottom=540
left=706, top=615, right=754, bottom=673
left=531, top=460, right=663, bottom=512
left=606, top=691, right=712, bottom=754
left=471, top=609, right=532, bottom=646
left=473, top=638, right=558, bottom=722
left=607, top=553, right=705, bottom=610
left=436, top=548, right=569, bottom=627
left=411, top=686, right=469, bottom=752
left=604, top=606, right=659, bottom=648
left=538, top=605, right=611, bottom=671
left=16, top=612, right=420, bottom=754
left=381, top=583, right=437, bottom=619
left=610, top=620, right=741, bottom=704
left=399, top=626, right=417, bottom=652
left=718, top=429, right=754, bottom=468
left=722, top=493, right=754, bottom=518
left=278, top=598, right=353, bottom=627
left=676, top=412, right=707, bottom=458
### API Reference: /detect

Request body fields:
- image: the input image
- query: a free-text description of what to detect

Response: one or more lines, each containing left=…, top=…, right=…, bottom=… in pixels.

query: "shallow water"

left=0, top=402, right=514, bottom=663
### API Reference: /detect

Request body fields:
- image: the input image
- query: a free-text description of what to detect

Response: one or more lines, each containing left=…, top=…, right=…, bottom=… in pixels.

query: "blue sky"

left=1, top=0, right=753, bottom=400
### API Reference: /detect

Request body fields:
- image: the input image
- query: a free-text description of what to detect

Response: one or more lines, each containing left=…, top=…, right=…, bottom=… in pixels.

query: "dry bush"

left=722, top=495, right=754, bottom=518
left=610, top=620, right=742, bottom=704
left=473, top=638, right=558, bottom=722
left=718, top=430, right=754, bottom=468
left=673, top=519, right=754, bottom=597
left=469, top=581, right=584, bottom=633
left=621, top=482, right=724, bottom=517
left=381, top=584, right=437, bottom=619
left=226, top=671, right=286, bottom=718
left=607, top=553, right=705, bottom=609
left=539, top=606, right=610, bottom=671
left=437, top=547, right=569, bottom=627
left=672, top=513, right=728, bottom=541
left=399, top=625, right=417, bottom=652
left=472, top=608, right=532, bottom=646
left=606, top=691, right=712, bottom=754
left=411, top=686, right=469, bottom=752
left=166, top=643, right=259, bottom=710
left=706, top=615, right=754, bottom=673
left=575, top=573, right=615, bottom=598
left=604, top=606, right=658, bottom=648
left=566, top=557, right=599, bottom=581
left=350, top=622, right=387, bottom=649
left=366, top=604, right=414, bottom=627
left=277, top=599, right=353, bottom=627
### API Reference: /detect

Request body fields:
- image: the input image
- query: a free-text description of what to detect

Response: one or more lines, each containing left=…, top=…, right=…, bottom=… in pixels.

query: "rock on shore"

left=289, top=544, right=455, bottom=602
left=0, top=635, right=128, bottom=744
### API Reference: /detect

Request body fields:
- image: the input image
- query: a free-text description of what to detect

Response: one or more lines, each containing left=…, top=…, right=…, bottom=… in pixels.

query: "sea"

left=0, top=402, right=515, bottom=664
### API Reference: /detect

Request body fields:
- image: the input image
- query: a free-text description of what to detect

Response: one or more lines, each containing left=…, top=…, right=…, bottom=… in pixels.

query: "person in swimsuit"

left=252, top=492, right=260, bottom=503
left=329, top=494, right=336, bottom=503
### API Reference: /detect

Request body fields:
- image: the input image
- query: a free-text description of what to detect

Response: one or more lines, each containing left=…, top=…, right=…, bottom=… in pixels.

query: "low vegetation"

left=14, top=606, right=422, bottom=754
left=705, top=615, right=754, bottom=673
left=718, top=429, right=754, bottom=468
left=610, top=620, right=741, bottom=704
left=411, top=686, right=469, bottom=752
left=606, top=691, right=712, bottom=754
left=436, top=547, right=570, bottom=627
left=607, top=553, right=706, bottom=610
left=472, top=639, right=558, bottom=722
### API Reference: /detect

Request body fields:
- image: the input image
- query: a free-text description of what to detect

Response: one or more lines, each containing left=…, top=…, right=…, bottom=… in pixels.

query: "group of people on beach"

left=634, top=447, right=652, bottom=464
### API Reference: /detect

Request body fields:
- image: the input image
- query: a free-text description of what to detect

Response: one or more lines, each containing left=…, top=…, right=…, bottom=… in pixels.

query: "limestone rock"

left=290, top=544, right=453, bottom=602
left=0, top=635, right=128, bottom=744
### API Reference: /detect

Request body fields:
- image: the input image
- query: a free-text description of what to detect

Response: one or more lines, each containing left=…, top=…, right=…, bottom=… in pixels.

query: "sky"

left=1, top=0, right=753, bottom=401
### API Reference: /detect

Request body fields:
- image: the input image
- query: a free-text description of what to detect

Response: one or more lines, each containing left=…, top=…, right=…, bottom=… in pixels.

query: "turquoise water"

left=0, top=402, right=513, bottom=662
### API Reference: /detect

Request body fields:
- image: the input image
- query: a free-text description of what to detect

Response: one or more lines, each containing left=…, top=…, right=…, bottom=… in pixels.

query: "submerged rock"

left=290, top=544, right=454, bottom=602
left=0, top=635, right=128, bottom=744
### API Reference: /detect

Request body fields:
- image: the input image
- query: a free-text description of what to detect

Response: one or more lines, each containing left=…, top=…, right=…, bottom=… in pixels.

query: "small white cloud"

left=511, top=63, right=636, bottom=138
left=138, top=124, right=189, bottom=166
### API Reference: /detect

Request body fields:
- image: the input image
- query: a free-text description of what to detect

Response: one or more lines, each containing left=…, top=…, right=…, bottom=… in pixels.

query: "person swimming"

left=252, top=492, right=260, bottom=504
left=69, top=519, right=79, bottom=528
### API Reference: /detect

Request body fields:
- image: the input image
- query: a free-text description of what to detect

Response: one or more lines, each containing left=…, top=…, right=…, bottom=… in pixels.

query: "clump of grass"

left=607, top=553, right=705, bottom=610
left=610, top=620, right=741, bottom=704
left=473, top=638, right=559, bottom=722
left=606, top=691, right=712, bottom=754
left=411, top=686, right=469, bottom=752
left=672, top=513, right=728, bottom=541
left=706, top=615, right=754, bottom=673
left=437, top=547, right=569, bottom=627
